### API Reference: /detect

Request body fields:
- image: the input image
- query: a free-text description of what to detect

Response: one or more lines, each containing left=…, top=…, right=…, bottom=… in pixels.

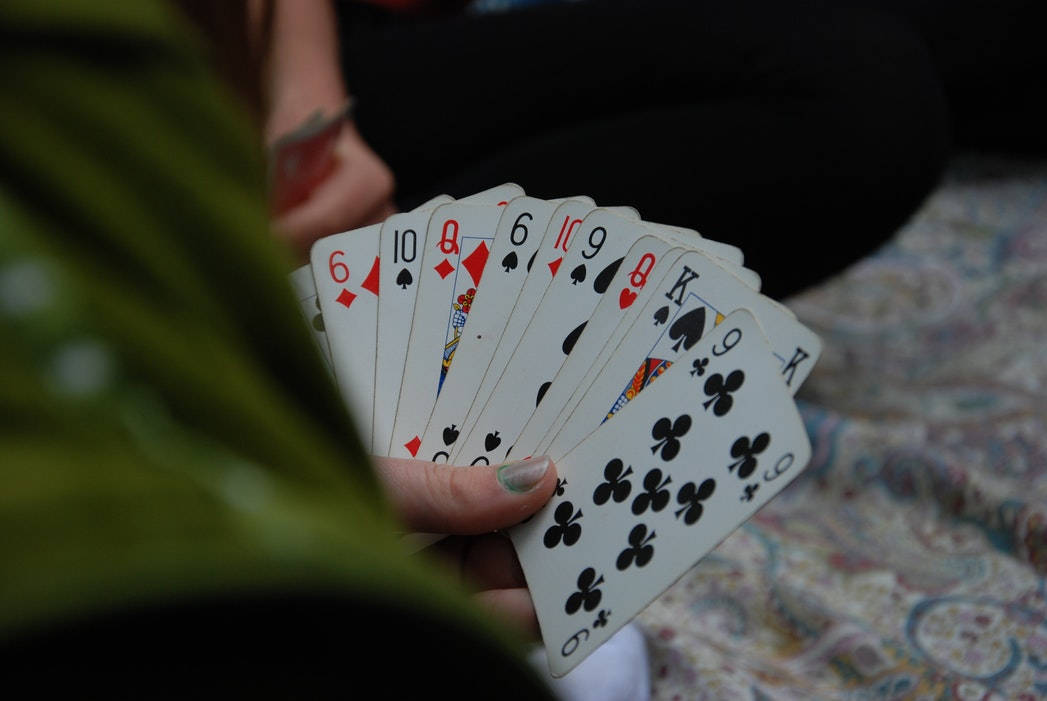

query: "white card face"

left=289, top=264, right=333, bottom=374
left=373, top=197, right=454, bottom=455
left=454, top=209, right=661, bottom=466
left=510, top=310, right=812, bottom=677
left=646, top=224, right=743, bottom=266
left=463, top=182, right=525, bottom=206
left=449, top=199, right=606, bottom=460
left=532, top=255, right=687, bottom=458
left=544, top=249, right=822, bottom=461
left=509, top=238, right=682, bottom=460
left=310, top=224, right=383, bottom=445
left=417, top=197, right=571, bottom=462
left=390, top=202, right=512, bottom=458
left=372, top=187, right=523, bottom=456
left=640, top=223, right=760, bottom=290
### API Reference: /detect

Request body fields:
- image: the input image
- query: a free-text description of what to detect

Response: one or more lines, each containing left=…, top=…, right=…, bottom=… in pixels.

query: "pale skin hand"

left=371, top=455, right=559, bottom=638
left=260, top=0, right=397, bottom=259
left=258, top=0, right=550, bottom=637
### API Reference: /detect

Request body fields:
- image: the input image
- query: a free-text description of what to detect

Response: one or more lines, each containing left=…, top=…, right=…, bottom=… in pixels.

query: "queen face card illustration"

left=510, top=310, right=812, bottom=677
left=390, top=200, right=517, bottom=458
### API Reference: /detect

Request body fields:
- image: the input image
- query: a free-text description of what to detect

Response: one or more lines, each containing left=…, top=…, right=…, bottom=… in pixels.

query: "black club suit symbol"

left=650, top=415, right=692, bottom=461
left=554, top=477, right=568, bottom=496
left=593, top=609, right=612, bottom=628
left=593, top=458, right=633, bottom=505
left=543, top=501, right=583, bottom=548
left=690, top=357, right=708, bottom=376
left=631, top=468, right=672, bottom=515
left=702, top=370, right=745, bottom=416
left=675, top=478, right=716, bottom=525
left=616, top=523, right=656, bottom=571
left=728, top=432, right=770, bottom=479
left=565, top=567, right=604, bottom=614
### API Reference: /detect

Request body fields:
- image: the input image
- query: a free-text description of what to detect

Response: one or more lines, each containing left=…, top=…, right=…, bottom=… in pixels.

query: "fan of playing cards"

left=289, top=183, right=822, bottom=676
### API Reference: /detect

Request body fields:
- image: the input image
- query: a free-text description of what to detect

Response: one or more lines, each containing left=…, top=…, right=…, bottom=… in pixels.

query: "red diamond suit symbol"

left=461, top=241, right=490, bottom=287
left=434, top=258, right=455, bottom=279
left=336, top=288, right=356, bottom=308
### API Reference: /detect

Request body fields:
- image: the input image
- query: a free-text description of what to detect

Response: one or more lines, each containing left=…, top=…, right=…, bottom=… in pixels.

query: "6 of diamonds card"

left=310, top=223, right=382, bottom=443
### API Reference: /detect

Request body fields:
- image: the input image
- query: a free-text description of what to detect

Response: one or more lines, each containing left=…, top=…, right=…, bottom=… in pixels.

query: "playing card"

left=310, top=222, right=383, bottom=445
left=289, top=263, right=333, bottom=374
left=390, top=196, right=522, bottom=458
left=373, top=195, right=455, bottom=455
left=509, top=237, right=683, bottom=460
left=531, top=254, right=691, bottom=458
left=448, top=199, right=620, bottom=460
left=416, top=196, right=593, bottom=462
left=641, top=223, right=760, bottom=291
left=269, top=105, right=349, bottom=216
left=510, top=310, right=813, bottom=677
left=543, top=249, right=822, bottom=461
left=454, top=208, right=660, bottom=466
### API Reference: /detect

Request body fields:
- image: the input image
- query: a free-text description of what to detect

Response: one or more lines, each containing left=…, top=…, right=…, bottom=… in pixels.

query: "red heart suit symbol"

left=619, top=288, right=638, bottom=309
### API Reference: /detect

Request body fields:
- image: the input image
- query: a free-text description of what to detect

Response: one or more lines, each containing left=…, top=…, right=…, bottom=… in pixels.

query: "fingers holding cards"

left=288, top=186, right=823, bottom=680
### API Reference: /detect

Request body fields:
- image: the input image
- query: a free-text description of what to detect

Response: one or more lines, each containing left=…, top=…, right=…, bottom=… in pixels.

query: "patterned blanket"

left=638, top=158, right=1047, bottom=700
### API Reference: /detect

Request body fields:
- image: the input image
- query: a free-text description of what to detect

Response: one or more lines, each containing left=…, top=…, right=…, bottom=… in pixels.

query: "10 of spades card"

left=289, top=184, right=822, bottom=677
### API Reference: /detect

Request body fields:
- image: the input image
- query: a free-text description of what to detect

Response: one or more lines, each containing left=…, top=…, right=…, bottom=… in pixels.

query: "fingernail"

left=497, top=456, right=551, bottom=494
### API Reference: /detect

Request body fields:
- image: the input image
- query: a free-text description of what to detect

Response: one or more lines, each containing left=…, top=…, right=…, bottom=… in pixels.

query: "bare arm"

left=258, top=0, right=396, bottom=258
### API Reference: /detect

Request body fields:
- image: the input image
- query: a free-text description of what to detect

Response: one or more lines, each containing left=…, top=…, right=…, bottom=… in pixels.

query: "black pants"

left=337, top=0, right=1041, bottom=297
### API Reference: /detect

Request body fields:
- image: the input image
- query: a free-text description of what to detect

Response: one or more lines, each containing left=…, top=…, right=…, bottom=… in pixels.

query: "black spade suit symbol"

left=562, top=321, right=587, bottom=355
left=396, top=267, right=413, bottom=289
left=594, top=256, right=625, bottom=294
left=536, top=381, right=552, bottom=407
left=442, top=424, right=459, bottom=446
left=502, top=251, right=518, bottom=272
left=668, top=307, right=706, bottom=352
left=653, top=305, right=669, bottom=326
left=485, top=431, right=502, bottom=452
left=570, top=264, right=587, bottom=285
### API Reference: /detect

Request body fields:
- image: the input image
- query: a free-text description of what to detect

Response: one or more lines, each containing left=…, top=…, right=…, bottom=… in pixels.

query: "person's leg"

left=338, top=0, right=949, bottom=297
left=864, top=0, right=1047, bottom=153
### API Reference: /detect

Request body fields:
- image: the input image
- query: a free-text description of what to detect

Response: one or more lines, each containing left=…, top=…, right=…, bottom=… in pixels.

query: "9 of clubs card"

left=510, top=310, right=812, bottom=677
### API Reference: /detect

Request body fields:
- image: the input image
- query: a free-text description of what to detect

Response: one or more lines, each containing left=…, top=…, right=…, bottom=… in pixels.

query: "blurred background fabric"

left=638, top=157, right=1047, bottom=699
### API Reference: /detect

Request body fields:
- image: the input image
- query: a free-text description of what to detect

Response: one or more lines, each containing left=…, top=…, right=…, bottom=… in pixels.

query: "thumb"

left=372, top=456, right=558, bottom=535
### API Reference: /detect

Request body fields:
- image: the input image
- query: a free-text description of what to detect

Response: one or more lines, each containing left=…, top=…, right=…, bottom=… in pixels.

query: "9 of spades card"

left=509, top=309, right=812, bottom=677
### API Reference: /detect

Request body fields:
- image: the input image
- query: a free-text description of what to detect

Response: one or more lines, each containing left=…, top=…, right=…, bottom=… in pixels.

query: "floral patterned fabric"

left=638, top=157, right=1047, bottom=700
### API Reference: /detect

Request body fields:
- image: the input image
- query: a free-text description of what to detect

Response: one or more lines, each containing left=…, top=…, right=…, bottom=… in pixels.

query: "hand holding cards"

left=290, top=184, right=821, bottom=676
